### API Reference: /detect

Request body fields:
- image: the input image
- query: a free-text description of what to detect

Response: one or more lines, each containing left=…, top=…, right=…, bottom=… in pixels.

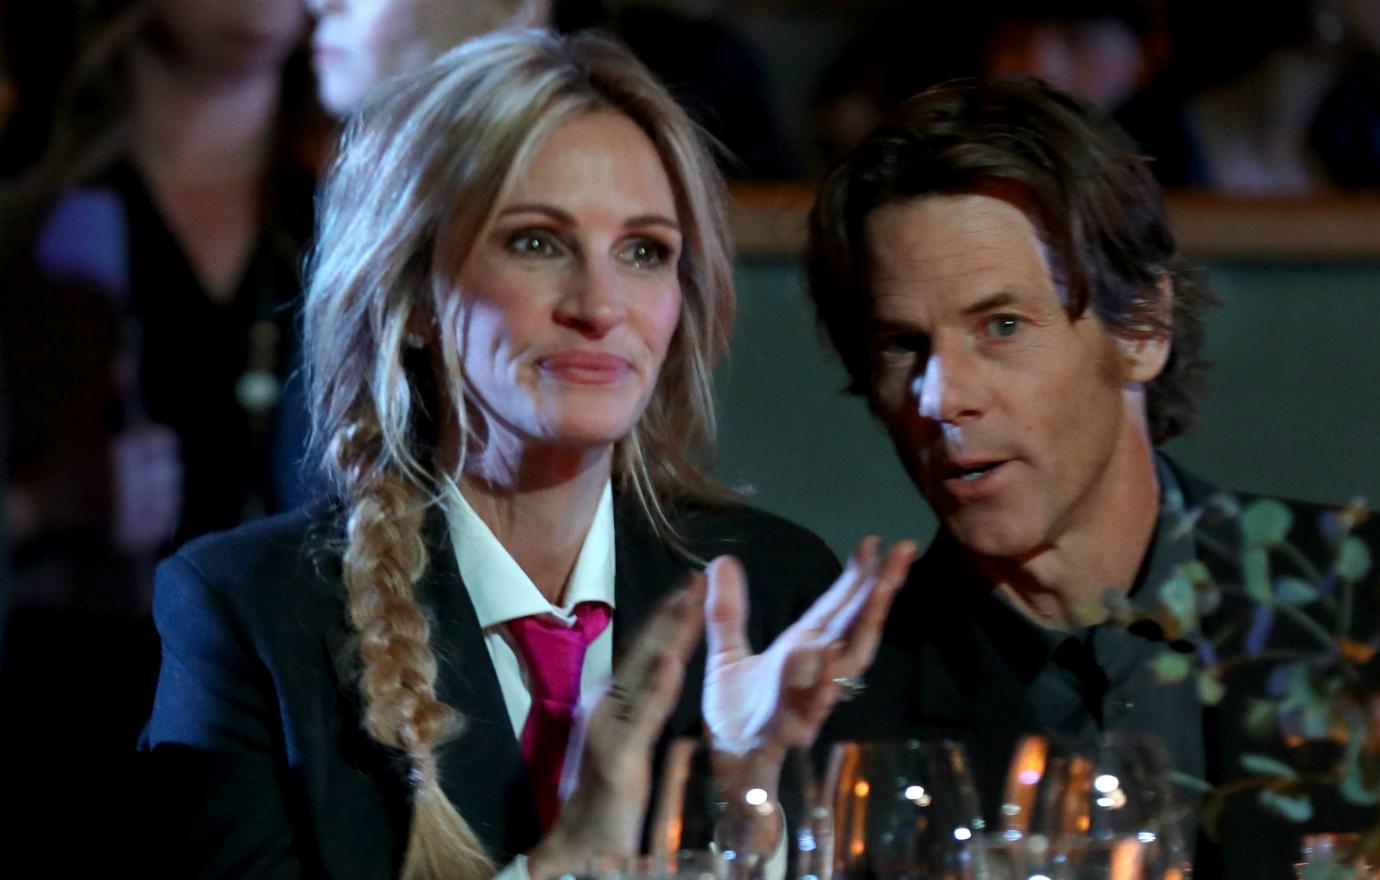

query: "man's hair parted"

left=807, top=76, right=1215, bottom=445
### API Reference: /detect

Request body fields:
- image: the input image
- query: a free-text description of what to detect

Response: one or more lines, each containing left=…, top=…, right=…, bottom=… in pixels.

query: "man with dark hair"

left=809, top=77, right=1377, bottom=879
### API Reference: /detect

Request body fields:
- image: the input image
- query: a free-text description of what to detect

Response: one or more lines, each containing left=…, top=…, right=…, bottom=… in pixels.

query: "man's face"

left=863, top=192, right=1165, bottom=561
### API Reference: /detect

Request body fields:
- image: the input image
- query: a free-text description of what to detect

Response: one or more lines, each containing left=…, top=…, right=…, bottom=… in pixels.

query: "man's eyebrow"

left=961, top=291, right=1021, bottom=316
left=496, top=204, right=680, bottom=232
left=868, top=317, right=927, bottom=334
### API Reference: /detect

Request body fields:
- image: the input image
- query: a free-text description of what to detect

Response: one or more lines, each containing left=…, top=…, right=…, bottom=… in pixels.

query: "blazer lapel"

left=419, top=509, right=541, bottom=861
left=611, top=494, right=694, bottom=652
left=321, top=507, right=539, bottom=863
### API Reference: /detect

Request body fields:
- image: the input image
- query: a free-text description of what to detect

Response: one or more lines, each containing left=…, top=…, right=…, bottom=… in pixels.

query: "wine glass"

left=816, top=739, right=987, bottom=880
left=996, top=733, right=1189, bottom=880
left=646, top=737, right=784, bottom=880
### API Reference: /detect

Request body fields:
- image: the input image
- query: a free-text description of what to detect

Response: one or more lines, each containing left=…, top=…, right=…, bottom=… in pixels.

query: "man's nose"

left=555, top=260, right=626, bottom=338
left=914, top=345, right=984, bottom=424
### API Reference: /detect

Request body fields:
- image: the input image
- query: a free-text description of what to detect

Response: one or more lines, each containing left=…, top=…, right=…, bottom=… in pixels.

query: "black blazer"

left=824, top=462, right=1379, bottom=880
left=141, top=495, right=840, bottom=879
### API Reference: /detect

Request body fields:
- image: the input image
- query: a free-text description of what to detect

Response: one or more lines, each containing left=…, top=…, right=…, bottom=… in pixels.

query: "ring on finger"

left=831, top=674, right=866, bottom=701
left=609, top=683, right=636, bottom=722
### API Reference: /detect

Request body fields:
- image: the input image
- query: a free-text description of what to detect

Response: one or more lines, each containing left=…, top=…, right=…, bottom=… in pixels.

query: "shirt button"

left=1113, top=696, right=1134, bottom=714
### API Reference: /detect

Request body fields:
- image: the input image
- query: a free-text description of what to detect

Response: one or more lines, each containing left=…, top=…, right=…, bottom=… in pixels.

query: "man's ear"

left=1118, top=275, right=1173, bottom=383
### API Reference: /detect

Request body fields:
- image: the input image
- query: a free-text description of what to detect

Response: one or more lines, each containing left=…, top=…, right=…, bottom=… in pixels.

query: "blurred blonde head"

left=302, top=29, right=733, bottom=879
left=307, top=0, right=552, bottom=114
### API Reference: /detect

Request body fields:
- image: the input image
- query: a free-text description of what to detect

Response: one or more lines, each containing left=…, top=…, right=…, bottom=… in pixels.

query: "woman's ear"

left=406, top=305, right=436, bottom=350
left=1119, top=275, right=1173, bottom=384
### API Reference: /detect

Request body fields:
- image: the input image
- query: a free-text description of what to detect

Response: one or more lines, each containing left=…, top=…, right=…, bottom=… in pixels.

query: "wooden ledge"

left=728, top=183, right=1380, bottom=262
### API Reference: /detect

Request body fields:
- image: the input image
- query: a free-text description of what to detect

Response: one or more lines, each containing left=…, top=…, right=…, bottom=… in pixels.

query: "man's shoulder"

left=1167, top=457, right=1380, bottom=555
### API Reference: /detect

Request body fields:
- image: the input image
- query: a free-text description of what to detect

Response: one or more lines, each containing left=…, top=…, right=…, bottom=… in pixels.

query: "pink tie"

left=506, top=600, right=612, bottom=830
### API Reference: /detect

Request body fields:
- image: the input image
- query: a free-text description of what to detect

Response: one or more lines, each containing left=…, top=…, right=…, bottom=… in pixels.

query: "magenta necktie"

left=506, top=600, right=612, bottom=830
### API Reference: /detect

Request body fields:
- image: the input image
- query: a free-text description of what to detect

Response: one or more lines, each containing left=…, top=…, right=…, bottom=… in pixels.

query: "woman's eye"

left=506, top=230, right=560, bottom=257
left=985, top=315, right=1022, bottom=338
left=618, top=237, right=672, bottom=269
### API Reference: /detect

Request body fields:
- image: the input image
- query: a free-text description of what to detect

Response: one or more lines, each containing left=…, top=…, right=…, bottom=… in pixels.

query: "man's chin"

left=941, top=513, right=1044, bottom=562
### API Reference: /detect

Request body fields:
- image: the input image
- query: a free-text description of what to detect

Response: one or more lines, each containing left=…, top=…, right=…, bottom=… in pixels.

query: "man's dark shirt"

left=824, top=457, right=1380, bottom=880
left=996, top=456, right=1204, bottom=849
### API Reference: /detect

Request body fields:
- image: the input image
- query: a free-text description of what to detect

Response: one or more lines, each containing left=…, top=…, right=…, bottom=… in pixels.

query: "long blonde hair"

left=303, top=29, right=734, bottom=880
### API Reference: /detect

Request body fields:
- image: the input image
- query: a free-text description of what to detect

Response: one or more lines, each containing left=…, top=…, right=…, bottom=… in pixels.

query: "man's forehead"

left=861, top=191, right=1062, bottom=312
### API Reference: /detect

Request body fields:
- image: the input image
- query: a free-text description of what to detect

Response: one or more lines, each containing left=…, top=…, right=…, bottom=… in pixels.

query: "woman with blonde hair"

left=142, top=29, right=914, bottom=880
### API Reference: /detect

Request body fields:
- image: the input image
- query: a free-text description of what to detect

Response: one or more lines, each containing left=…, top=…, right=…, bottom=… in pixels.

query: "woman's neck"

left=126, top=41, right=280, bottom=180
left=458, top=441, right=615, bottom=606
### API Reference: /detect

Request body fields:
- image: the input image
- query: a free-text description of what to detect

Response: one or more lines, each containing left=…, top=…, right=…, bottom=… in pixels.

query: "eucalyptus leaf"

left=1301, top=706, right=1331, bottom=739
left=1258, top=789, right=1313, bottom=822
left=1340, top=758, right=1380, bottom=806
left=1243, top=547, right=1272, bottom=603
left=1159, top=576, right=1198, bottom=634
left=1242, top=499, right=1293, bottom=547
left=1275, top=577, right=1320, bottom=606
left=1240, top=753, right=1298, bottom=779
left=1340, top=728, right=1380, bottom=806
left=1168, top=770, right=1213, bottom=794
left=1197, top=671, right=1226, bottom=705
left=1175, top=559, right=1212, bottom=586
left=1337, top=535, right=1372, bottom=580
left=1279, top=663, right=1317, bottom=711
left=1210, top=492, right=1242, bottom=518
left=1245, top=699, right=1279, bottom=739
left=1152, top=651, right=1192, bottom=684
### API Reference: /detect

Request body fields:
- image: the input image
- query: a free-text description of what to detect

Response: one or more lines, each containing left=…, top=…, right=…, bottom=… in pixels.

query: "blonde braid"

left=334, top=422, right=495, bottom=880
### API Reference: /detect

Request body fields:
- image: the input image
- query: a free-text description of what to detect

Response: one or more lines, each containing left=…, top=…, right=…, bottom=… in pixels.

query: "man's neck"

left=977, top=444, right=1163, bottom=632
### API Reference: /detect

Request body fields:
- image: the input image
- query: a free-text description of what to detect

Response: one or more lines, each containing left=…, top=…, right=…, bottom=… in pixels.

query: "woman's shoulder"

left=639, top=495, right=842, bottom=579
left=173, top=504, right=338, bottom=576
left=157, top=503, right=345, bottom=627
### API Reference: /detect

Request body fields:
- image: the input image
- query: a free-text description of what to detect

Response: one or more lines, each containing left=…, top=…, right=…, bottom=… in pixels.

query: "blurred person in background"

left=0, top=0, right=323, bottom=871
left=305, top=0, right=550, bottom=117
left=1183, top=0, right=1347, bottom=193
left=601, top=0, right=800, bottom=178
left=806, top=1, right=1201, bottom=184
left=978, top=0, right=1205, bottom=186
left=1310, top=0, right=1380, bottom=187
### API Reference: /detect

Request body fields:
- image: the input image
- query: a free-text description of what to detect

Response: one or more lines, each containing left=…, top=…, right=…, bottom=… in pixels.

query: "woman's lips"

left=538, top=351, right=632, bottom=384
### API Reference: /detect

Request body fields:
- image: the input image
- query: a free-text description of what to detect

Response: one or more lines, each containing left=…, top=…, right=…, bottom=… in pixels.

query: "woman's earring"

left=405, top=331, right=426, bottom=349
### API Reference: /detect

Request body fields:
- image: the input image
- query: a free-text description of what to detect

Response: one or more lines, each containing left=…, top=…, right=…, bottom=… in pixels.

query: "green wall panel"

left=714, top=260, right=1380, bottom=559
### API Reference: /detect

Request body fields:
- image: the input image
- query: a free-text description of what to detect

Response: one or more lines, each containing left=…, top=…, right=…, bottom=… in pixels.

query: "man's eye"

left=506, top=230, right=560, bottom=257
left=985, top=315, right=1022, bottom=338
left=878, top=333, right=929, bottom=357
left=618, top=237, right=672, bottom=269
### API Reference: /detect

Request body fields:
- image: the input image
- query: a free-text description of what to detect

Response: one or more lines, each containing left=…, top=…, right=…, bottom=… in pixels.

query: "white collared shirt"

left=443, top=483, right=785, bottom=880
left=444, top=480, right=617, bottom=741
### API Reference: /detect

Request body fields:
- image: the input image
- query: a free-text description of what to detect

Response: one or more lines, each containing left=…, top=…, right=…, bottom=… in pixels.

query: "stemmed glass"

left=645, top=737, right=783, bottom=880
left=994, top=733, right=1190, bottom=880
left=813, top=739, right=987, bottom=880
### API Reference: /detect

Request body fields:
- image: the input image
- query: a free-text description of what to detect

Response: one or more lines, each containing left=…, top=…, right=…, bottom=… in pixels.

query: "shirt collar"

left=981, top=451, right=1194, bottom=656
left=445, top=480, right=617, bottom=630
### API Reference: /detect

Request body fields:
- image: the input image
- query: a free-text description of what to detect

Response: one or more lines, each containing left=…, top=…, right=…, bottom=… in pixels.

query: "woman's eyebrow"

left=496, top=204, right=680, bottom=232
left=496, top=203, right=572, bottom=222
